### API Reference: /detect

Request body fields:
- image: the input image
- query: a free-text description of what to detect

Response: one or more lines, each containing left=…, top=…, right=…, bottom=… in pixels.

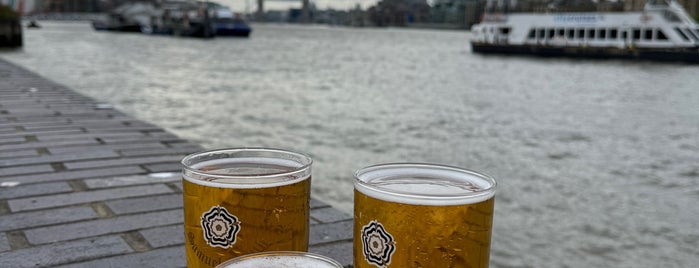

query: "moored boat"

left=91, top=1, right=157, bottom=33
left=91, top=0, right=251, bottom=38
left=211, top=15, right=252, bottom=37
left=470, top=0, right=699, bottom=63
left=206, top=2, right=252, bottom=37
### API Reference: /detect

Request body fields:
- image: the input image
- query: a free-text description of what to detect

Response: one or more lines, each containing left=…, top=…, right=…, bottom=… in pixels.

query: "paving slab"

left=0, top=206, right=99, bottom=232
left=0, top=181, right=73, bottom=200
left=139, top=224, right=184, bottom=248
left=0, top=166, right=146, bottom=184
left=0, top=232, right=9, bottom=252
left=0, top=164, right=54, bottom=177
left=54, top=246, right=186, bottom=268
left=24, top=209, right=184, bottom=245
left=106, top=193, right=183, bottom=215
left=84, top=173, right=180, bottom=189
left=0, top=235, right=133, bottom=268
left=8, top=184, right=174, bottom=212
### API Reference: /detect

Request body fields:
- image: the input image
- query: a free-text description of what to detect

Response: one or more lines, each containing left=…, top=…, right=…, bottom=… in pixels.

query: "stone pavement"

left=0, top=59, right=353, bottom=267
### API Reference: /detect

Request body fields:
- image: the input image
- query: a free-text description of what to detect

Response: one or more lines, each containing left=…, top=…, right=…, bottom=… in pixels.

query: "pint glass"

left=182, top=148, right=312, bottom=268
left=353, top=163, right=496, bottom=268
left=215, top=251, right=343, bottom=268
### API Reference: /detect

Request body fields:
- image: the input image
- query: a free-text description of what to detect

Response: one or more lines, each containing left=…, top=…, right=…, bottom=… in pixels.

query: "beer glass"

left=353, top=163, right=496, bottom=268
left=215, top=251, right=343, bottom=268
left=182, top=148, right=312, bottom=268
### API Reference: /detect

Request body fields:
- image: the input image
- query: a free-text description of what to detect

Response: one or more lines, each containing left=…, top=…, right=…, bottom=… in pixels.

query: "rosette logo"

left=361, top=220, right=396, bottom=267
left=201, top=205, right=241, bottom=249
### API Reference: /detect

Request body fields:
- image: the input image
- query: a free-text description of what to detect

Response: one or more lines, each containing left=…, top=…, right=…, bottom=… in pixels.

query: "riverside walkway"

left=0, top=59, right=353, bottom=267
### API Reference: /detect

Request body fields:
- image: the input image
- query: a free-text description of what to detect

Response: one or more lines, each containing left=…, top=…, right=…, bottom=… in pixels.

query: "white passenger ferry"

left=470, top=0, right=699, bottom=62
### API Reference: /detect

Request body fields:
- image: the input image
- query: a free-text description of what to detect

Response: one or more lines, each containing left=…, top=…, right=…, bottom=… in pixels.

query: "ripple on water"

left=678, top=169, right=699, bottom=178
left=577, top=243, right=620, bottom=262
left=557, top=132, right=592, bottom=142
left=547, top=151, right=577, bottom=160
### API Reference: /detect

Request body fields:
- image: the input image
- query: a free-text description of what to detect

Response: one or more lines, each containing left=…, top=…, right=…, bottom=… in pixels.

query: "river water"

left=2, top=22, right=698, bottom=267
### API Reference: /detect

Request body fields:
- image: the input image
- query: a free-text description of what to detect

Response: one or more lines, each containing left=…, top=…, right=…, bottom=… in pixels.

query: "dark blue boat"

left=212, top=17, right=252, bottom=37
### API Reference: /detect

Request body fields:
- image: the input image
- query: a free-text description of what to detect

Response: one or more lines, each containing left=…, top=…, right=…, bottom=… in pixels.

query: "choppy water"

left=3, top=22, right=699, bottom=268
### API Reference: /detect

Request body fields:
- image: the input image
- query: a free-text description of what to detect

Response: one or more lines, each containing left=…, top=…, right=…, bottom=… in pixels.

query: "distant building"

left=261, top=9, right=286, bottom=22
left=624, top=0, right=645, bottom=11
left=1, top=0, right=44, bottom=14
left=430, top=0, right=485, bottom=28
left=256, top=0, right=263, bottom=20
left=287, top=8, right=307, bottom=23
left=42, top=0, right=102, bottom=12
left=596, top=0, right=625, bottom=11
left=367, top=0, right=430, bottom=26
left=348, top=4, right=369, bottom=27
left=625, top=0, right=698, bottom=18
left=19, top=0, right=166, bottom=13
left=671, top=0, right=698, bottom=18
left=510, top=0, right=622, bottom=12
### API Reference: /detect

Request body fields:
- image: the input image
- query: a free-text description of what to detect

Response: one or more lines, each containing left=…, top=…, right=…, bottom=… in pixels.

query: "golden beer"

left=215, top=251, right=343, bottom=268
left=353, top=163, right=496, bottom=268
left=182, top=148, right=312, bottom=268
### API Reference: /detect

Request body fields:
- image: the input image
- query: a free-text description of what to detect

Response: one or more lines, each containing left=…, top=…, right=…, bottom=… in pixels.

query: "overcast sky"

left=214, top=0, right=384, bottom=13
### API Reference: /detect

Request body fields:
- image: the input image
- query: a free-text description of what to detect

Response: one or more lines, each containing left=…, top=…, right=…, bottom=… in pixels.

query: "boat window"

left=538, top=28, right=545, bottom=39
left=663, top=11, right=681, bottom=22
left=548, top=29, right=555, bottom=39
left=576, top=29, right=585, bottom=39
left=586, top=28, right=594, bottom=39
left=656, top=29, right=668, bottom=40
left=599, top=29, right=607, bottom=39
left=499, top=27, right=511, bottom=34
left=675, top=27, right=690, bottom=41
left=686, top=28, right=699, bottom=41
left=644, top=29, right=653, bottom=40
left=632, top=29, right=641, bottom=40
left=528, top=29, right=536, bottom=39
left=621, top=31, right=628, bottom=40
left=567, top=29, right=574, bottom=39
left=610, top=29, right=618, bottom=39
left=557, top=28, right=565, bottom=37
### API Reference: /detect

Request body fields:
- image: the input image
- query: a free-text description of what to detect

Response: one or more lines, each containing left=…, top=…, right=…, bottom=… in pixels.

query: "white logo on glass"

left=201, top=205, right=241, bottom=248
left=361, top=220, right=396, bottom=267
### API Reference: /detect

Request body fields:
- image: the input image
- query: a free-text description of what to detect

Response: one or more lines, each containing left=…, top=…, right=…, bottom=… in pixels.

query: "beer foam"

left=355, top=164, right=496, bottom=206
left=183, top=157, right=310, bottom=189
left=218, top=255, right=341, bottom=268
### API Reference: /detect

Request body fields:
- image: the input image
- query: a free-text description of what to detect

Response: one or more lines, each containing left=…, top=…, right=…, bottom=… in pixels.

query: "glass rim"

left=354, top=162, right=497, bottom=203
left=215, top=251, right=343, bottom=268
left=181, top=147, right=313, bottom=180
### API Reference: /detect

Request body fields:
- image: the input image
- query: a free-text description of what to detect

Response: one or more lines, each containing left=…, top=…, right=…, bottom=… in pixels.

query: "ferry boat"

left=470, top=0, right=699, bottom=63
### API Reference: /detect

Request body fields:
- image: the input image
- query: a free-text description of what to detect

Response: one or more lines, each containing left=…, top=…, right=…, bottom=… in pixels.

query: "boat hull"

left=213, top=27, right=251, bottom=37
left=471, top=43, right=699, bottom=63
left=212, top=21, right=252, bottom=37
